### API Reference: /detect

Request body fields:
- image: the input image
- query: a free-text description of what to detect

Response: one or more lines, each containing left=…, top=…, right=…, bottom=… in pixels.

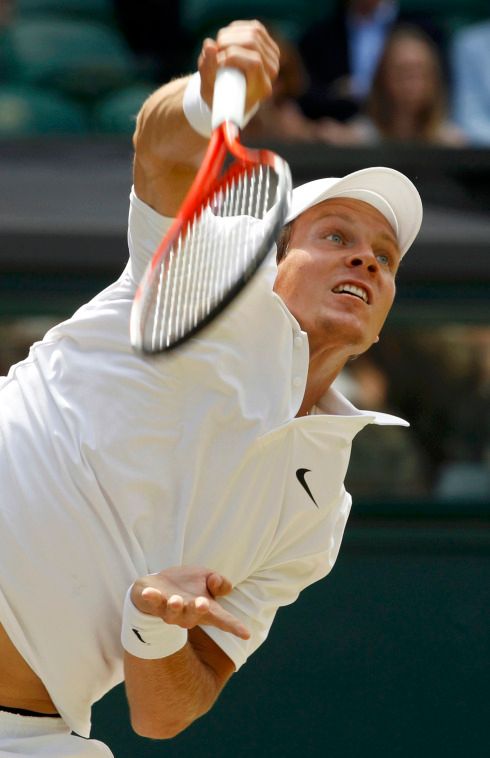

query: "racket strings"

left=146, top=163, right=278, bottom=351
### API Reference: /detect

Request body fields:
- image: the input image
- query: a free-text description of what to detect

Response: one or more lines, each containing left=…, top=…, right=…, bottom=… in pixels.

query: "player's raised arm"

left=132, top=20, right=280, bottom=217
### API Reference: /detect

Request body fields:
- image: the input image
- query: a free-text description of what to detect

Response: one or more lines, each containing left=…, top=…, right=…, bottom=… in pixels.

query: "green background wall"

left=92, top=511, right=489, bottom=758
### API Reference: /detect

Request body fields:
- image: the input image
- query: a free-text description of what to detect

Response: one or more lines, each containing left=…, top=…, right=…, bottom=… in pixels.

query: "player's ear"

left=374, top=336, right=380, bottom=343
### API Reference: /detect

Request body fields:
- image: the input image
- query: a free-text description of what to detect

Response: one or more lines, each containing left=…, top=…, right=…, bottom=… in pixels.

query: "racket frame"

left=131, top=122, right=291, bottom=354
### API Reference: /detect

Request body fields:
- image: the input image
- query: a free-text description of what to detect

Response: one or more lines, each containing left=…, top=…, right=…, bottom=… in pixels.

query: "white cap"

left=286, top=167, right=423, bottom=257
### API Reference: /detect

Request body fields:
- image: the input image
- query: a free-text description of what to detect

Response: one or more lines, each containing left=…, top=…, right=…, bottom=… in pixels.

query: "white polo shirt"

left=0, top=191, right=407, bottom=737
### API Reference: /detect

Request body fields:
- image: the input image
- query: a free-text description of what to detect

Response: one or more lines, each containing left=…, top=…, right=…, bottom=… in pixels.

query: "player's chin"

left=348, top=338, right=377, bottom=361
left=329, top=310, right=374, bottom=344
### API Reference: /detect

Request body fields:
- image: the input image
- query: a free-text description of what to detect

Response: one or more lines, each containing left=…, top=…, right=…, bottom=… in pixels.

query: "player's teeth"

left=333, top=284, right=368, bottom=302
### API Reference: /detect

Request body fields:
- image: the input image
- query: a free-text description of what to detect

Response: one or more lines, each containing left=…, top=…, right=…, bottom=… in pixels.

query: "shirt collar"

left=312, top=384, right=409, bottom=427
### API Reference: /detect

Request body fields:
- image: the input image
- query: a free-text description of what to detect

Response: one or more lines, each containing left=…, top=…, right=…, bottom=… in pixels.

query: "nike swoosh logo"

left=132, top=628, right=149, bottom=644
left=296, top=468, right=318, bottom=507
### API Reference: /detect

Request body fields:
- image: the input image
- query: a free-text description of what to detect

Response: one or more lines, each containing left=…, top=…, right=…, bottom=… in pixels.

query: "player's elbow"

left=131, top=712, right=193, bottom=740
left=129, top=699, right=208, bottom=740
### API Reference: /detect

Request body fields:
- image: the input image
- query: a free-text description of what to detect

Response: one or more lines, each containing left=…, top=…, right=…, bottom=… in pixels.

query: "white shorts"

left=0, top=710, right=114, bottom=757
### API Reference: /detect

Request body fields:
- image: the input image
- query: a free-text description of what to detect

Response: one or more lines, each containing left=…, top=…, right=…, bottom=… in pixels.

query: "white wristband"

left=121, top=587, right=188, bottom=659
left=183, top=72, right=213, bottom=138
left=182, top=72, right=259, bottom=138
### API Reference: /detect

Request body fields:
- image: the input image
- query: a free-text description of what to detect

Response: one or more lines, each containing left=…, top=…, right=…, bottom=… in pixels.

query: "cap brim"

left=285, top=167, right=423, bottom=256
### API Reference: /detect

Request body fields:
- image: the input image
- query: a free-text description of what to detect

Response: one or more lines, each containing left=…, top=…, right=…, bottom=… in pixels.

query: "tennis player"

left=0, top=19, right=422, bottom=757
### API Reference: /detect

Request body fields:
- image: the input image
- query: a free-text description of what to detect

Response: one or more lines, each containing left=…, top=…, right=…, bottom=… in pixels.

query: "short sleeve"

left=199, top=550, right=331, bottom=670
left=127, top=188, right=174, bottom=284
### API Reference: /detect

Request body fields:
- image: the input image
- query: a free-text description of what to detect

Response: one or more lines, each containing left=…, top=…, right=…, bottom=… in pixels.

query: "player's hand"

left=198, top=19, right=280, bottom=114
left=130, top=566, right=250, bottom=640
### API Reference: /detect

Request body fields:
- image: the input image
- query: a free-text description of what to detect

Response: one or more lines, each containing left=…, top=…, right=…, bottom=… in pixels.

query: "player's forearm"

left=124, top=642, right=222, bottom=739
left=133, top=75, right=208, bottom=216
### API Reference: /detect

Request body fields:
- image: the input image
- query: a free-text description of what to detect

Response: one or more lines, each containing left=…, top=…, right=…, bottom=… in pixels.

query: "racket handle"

left=211, top=67, right=246, bottom=130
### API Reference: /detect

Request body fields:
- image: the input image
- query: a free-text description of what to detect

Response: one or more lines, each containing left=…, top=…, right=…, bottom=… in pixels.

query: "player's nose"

left=346, top=247, right=379, bottom=273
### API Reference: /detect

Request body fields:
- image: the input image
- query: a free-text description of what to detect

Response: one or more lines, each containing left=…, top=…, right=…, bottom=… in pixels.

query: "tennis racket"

left=130, top=67, right=292, bottom=354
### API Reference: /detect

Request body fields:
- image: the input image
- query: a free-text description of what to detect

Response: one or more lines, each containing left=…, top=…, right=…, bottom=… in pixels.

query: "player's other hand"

left=198, top=19, right=280, bottom=114
left=130, top=565, right=250, bottom=640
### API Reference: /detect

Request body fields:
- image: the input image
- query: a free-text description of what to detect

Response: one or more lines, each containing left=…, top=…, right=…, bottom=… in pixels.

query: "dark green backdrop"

left=92, top=511, right=489, bottom=758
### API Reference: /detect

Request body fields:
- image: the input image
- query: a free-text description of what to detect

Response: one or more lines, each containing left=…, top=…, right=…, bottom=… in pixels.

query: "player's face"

left=273, top=198, right=401, bottom=358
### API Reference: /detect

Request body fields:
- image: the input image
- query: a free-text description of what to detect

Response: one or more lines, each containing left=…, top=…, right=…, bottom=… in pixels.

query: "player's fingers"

left=216, top=30, right=280, bottom=86
left=198, top=38, right=219, bottom=107
left=162, top=596, right=210, bottom=628
left=203, top=604, right=250, bottom=640
left=167, top=594, right=185, bottom=612
left=215, top=47, right=275, bottom=108
left=199, top=22, right=280, bottom=111
left=206, top=572, right=233, bottom=597
left=217, top=20, right=280, bottom=64
left=217, top=46, right=278, bottom=94
left=198, top=36, right=218, bottom=59
left=194, top=596, right=210, bottom=613
left=161, top=595, right=189, bottom=626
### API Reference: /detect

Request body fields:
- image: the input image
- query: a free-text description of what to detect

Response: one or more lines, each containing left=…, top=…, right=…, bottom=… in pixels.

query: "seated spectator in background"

left=0, top=0, right=14, bottom=81
left=298, top=0, right=446, bottom=123
left=451, top=19, right=490, bottom=147
left=0, top=0, right=13, bottom=27
left=340, top=355, right=430, bottom=498
left=434, top=325, right=490, bottom=499
left=317, top=25, right=465, bottom=146
left=243, top=30, right=324, bottom=142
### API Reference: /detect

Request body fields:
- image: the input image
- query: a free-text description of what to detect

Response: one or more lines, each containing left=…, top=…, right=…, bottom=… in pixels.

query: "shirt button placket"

left=291, top=331, right=307, bottom=410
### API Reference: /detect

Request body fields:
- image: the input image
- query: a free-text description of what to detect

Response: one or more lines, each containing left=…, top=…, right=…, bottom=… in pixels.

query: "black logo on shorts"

left=296, top=468, right=318, bottom=507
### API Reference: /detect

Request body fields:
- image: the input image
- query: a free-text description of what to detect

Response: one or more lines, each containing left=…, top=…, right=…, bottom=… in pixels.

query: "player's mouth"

left=332, top=282, right=370, bottom=304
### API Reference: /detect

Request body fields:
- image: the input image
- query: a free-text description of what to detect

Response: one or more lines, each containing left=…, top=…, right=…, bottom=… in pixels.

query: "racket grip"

left=211, top=67, right=247, bottom=130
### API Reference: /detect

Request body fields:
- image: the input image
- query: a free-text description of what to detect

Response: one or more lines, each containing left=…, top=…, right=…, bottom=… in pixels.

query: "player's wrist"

left=183, top=72, right=259, bottom=138
left=121, top=587, right=188, bottom=659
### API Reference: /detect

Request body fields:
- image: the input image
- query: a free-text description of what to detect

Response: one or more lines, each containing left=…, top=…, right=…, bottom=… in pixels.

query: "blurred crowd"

left=0, top=0, right=489, bottom=144
left=341, top=326, right=490, bottom=501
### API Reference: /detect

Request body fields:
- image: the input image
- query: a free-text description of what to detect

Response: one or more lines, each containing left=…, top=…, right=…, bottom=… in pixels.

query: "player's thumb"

left=198, top=39, right=218, bottom=108
left=131, top=584, right=164, bottom=616
left=207, top=572, right=232, bottom=597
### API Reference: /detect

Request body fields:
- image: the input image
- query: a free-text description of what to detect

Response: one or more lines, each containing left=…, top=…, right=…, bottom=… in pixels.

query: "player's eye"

left=326, top=232, right=344, bottom=244
left=376, top=252, right=390, bottom=266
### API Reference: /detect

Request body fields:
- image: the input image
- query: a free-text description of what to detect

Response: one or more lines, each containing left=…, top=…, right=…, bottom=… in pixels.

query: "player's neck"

left=297, top=354, right=348, bottom=416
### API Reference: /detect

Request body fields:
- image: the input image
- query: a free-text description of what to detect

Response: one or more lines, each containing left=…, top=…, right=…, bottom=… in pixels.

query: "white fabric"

left=286, top=167, right=423, bottom=257
left=182, top=72, right=214, bottom=138
left=0, top=189, right=407, bottom=739
left=121, top=588, right=188, bottom=659
left=0, top=710, right=113, bottom=757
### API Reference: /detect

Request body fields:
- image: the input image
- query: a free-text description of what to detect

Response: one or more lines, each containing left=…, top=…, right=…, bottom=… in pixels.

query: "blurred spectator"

left=451, top=19, right=490, bottom=147
left=298, top=0, right=446, bottom=123
left=0, top=0, right=14, bottom=82
left=433, top=326, right=490, bottom=499
left=367, top=326, right=490, bottom=497
left=437, top=326, right=490, bottom=465
left=243, top=30, right=324, bottom=143
left=340, top=355, right=430, bottom=499
left=317, top=25, right=466, bottom=146
left=0, top=0, right=13, bottom=28
left=112, top=0, right=192, bottom=82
